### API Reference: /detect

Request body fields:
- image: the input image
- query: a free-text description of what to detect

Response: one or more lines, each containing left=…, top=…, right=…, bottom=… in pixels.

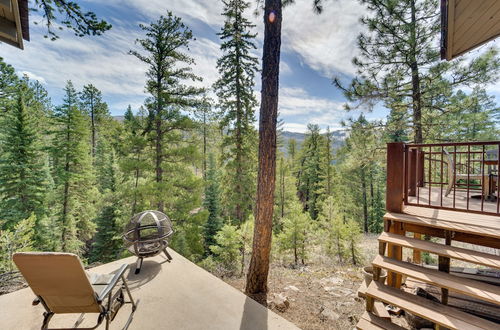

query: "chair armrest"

left=96, top=264, right=128, bottom=303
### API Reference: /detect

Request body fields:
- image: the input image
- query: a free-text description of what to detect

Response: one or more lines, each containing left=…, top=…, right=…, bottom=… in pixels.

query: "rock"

left=318, top=305, right=340, bottom=322
left=319, top=276, right=344, bottom=286
left=386, top=305, right=403, bottom=316
left=268, top=293, right=290, bottom=312
left=348, top=314, right=359, bottom=324
left=284, top=285, right=300, bottom=292
left=336, top=301, right=355, bottom=307
left=404, top=287, right=438, bottom=329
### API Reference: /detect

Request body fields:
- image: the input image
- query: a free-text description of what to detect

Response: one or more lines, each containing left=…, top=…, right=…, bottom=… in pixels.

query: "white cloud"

left=279, top=86, right=344, bottom=116
left=1, top=16, right=222, bottom=113
left=281, top=0, right=365, bottom=78
left=282, top=122, right=309, bottom=133
left=92, top=0, right=225, bottom=29
left=278, top=86, right=350, bottom=131
left=18, top=71, right=46, bottom=84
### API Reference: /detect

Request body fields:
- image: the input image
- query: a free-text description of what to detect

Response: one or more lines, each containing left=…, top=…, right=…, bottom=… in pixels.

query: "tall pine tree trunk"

left=410, top=0, right=423, bottom=144
left=235, top=34, right=244, bottom=225
left=90, top=98, right=96, bottom=160
left=361, top=166, right=368, bottom=233
left=203, top=110, right=207, bottom=179
left=156, top=120, right=164, bottom=212
left=245, top=0, right=282, bottom=305
left=61, top=124, right=71, bottom=251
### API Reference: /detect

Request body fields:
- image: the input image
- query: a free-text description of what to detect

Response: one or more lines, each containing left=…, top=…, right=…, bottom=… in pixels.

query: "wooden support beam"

left=439, top=230, right=452, bottom=305
left=386, top=220, right=404, bottom=288
left=413, top=233, right=422, bottom=264
left=385, top=142, right=406, bottom=288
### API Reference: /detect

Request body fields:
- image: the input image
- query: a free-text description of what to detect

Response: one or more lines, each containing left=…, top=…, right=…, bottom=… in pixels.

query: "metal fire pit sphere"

left=123, top=210, right=174, bottom=274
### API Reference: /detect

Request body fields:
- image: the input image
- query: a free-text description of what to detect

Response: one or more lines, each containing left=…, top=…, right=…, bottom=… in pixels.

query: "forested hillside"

left=0, top=0, right=499, bottom=286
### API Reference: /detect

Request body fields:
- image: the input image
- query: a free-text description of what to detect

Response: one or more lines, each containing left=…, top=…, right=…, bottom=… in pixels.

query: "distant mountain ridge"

left=280, top=130, right=345, bottom=155
left=112, top=116, right=345, bottom=152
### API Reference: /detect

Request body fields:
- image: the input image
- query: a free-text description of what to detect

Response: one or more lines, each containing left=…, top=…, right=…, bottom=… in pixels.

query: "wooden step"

left=356, top=311, right=404, bottom=330
left=378, top=231, right=500, bottom=269
left=373, top=301, right=391, bottom=320
left=384, top=212, right=500, bottom=239
left=365, top=281, right=498, bottom=330
left=372, top=255, right=500, bottom=305
left=403, top=206, right=500, bottom=228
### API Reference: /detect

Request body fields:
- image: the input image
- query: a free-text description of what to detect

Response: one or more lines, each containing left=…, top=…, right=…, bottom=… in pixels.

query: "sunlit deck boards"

left=407, top=187, right=499, bottom=215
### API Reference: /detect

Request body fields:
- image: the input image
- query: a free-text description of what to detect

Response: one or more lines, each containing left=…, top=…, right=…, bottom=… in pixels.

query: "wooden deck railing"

left=386, top=141, right=500, bottom=216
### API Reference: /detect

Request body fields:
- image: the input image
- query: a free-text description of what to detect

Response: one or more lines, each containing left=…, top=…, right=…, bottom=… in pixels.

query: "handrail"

left=400, top=141, right=500, bottom=215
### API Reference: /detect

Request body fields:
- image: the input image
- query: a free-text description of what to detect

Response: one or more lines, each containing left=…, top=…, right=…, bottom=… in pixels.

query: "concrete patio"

left=0, top=249, right=298, bottom=330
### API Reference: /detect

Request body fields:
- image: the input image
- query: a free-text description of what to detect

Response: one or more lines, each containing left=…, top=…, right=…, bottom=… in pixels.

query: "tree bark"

left=361, top=166, right=368, bottom=233
left=410, top=0, right=423, bottom=144
left=245, top=0, right=282, bottom=305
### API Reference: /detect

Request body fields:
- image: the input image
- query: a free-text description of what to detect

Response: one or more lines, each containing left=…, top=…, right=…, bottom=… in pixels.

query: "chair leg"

left=135, top=257, right=143, bottom=274
left=121, top=274, right=137, bottom=311
left=41, top=312, right=54, bottom=329
left=164, top=248, right=172, bottom=261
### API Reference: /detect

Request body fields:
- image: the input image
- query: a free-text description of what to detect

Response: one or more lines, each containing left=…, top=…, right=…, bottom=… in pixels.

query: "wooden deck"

left=407, top=186, right=499, bottom=214
left=358, top=206, right=500, bottom=329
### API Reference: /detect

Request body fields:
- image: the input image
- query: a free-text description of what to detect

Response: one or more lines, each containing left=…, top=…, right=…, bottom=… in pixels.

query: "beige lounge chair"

left=444, top=149, right=484, bottom=197
left=13, top=252, right=137, bottom=330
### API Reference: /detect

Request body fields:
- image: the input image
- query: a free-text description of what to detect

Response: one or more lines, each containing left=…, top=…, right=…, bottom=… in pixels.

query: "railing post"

left=386, top=142, right=405, bottom=212
left=386, top=142, right=405, bottom=288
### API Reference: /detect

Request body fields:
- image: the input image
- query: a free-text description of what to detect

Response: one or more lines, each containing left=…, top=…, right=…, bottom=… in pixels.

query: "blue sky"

left=0, top=0, right=498, bottom=132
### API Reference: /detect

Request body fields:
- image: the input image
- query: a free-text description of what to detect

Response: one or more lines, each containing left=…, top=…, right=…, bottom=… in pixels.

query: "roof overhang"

left=0, top=0, right=29, bottom=50
left=441, top=0, right=500, bottom=61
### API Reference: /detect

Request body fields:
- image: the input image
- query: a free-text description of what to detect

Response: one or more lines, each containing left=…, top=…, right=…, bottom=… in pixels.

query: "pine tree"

left=432, top=88, right=499, bottom=142
left=203, top=154, right=223, bottom=255
left=210, top=223, right=241, bottom=275
left=51, top=81, right=97, bottom=254
left=246, top=0, right=325, bottom=300
left=193, top=97, right=217, bottom=178
left=238, top=215, right=254, bottom=276
left=130, top=12, right=204, bottom=212
left=0, top=87, right=50, bottom=230
left=91, top=142, right=123, bottom=263
left=296, top=124, right=325, bottom=219
left=273, top=155, right=297, bottom=232
left=119, top=106, right=149, bottom=215
left=319, top=127, right=334, bottom=197
left=276, top=201, right=311, bottom=266
left=214, top=0, right=258, bottom=225
left=0, top=215, right=35, bottom=272
left=344, top=219, right=362, bottom=265
left=335, top=0, right=499, bottom=143
left=336, top=114, right=384, bottom=233
left=0, top=57, right=19, bottom=107
left=80, top=84, right=110, bottom=160
left=318, top=196, right=344, bottom=263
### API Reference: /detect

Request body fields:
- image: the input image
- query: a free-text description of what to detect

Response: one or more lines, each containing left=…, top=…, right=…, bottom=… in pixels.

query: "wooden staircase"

left=357, top=207, right=500, bottom=330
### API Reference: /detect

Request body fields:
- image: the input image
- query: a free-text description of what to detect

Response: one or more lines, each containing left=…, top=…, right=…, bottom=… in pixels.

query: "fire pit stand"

left=123, top=210, right=174, bottom=274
